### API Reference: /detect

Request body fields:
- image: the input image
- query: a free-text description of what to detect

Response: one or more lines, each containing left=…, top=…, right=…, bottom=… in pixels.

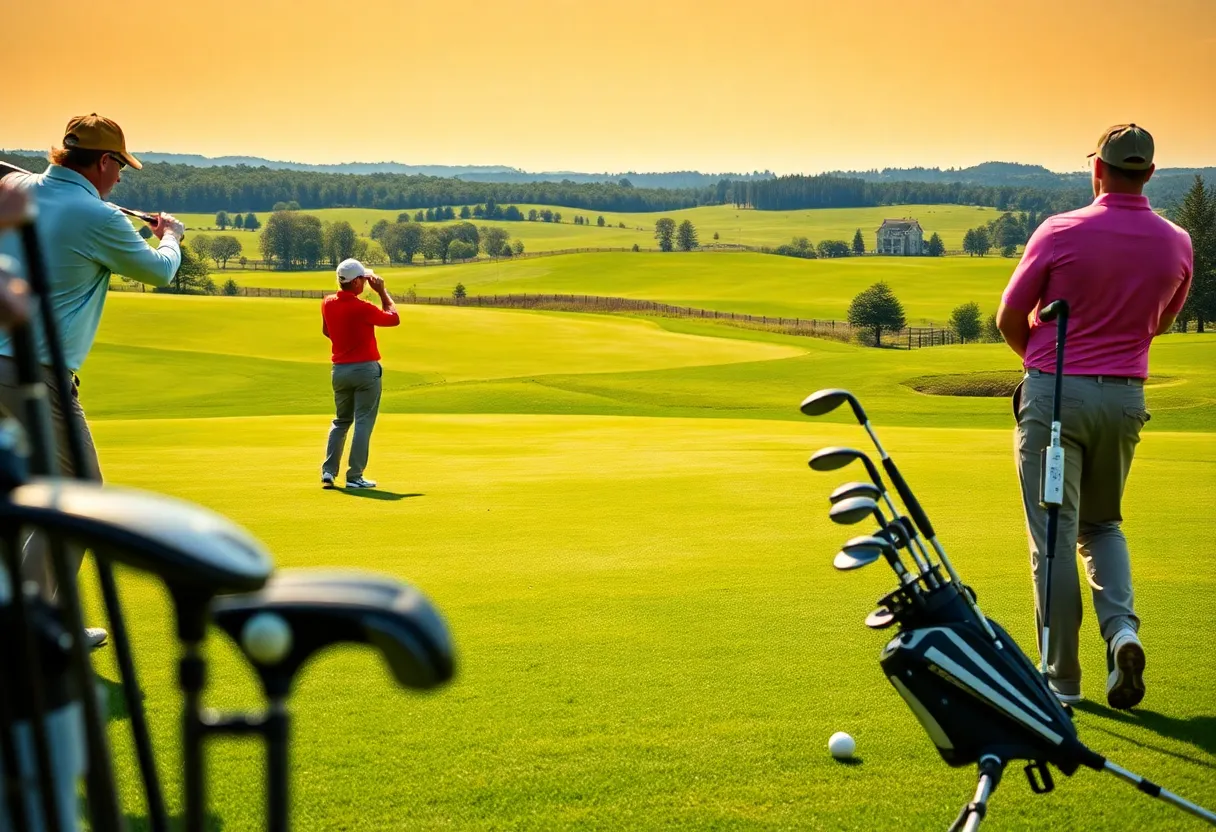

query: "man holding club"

left=320, top=258, right=399, bottom=489
left=996, top=124, right=1193, bottom=709
left=0, top=114, right=185, bottom=647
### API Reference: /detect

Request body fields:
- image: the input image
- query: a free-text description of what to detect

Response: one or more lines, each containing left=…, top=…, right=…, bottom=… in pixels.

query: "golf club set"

left=0, top=195, right=455, bottom=830
left=799, top=300, right=1216, bottom=830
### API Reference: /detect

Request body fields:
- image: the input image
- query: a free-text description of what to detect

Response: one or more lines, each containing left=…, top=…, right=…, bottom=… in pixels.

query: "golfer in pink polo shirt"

left=997, top=124, right=1192, bottom=710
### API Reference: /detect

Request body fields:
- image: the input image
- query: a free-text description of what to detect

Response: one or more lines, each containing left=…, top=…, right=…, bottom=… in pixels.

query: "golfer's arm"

left=996, top=301, right=1031, bottom=359
left=1155, top=313, right=1178, bottom=336
left=377, top=290, right=399, bottom=324
left=99, top=213, right=181, bottom=287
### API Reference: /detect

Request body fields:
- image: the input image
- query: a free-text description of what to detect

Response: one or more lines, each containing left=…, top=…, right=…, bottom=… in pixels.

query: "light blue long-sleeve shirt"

left=0, top=165, right=181, bottom=371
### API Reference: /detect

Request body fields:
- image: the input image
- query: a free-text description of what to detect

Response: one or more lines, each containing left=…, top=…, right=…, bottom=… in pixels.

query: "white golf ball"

left=828, top=731, right=856, bottom=759
left=241, top=613, right=292, bottom=665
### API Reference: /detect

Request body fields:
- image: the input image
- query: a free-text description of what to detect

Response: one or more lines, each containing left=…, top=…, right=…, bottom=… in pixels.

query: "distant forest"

left=1, top=152, right=1206, bottom=216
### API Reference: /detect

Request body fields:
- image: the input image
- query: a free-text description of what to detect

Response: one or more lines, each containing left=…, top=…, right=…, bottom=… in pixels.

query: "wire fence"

left=110, top=282, right=965, bottom=349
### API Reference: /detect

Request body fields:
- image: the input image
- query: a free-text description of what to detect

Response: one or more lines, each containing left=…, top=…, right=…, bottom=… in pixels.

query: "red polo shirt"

left=322, top=290, right=400, bottom=364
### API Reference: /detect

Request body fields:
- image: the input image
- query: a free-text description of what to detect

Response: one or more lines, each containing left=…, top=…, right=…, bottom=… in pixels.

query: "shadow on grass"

left=332, top=489, right=424, bottom=502
left=97, top=673, right=137, bottom=723
left=1074, top=702, right=1216, bottom=768
left=833, top=756, right=864, bottom=766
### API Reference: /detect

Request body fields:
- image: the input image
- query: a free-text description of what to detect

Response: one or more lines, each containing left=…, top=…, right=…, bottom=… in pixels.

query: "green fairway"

left=175, top=202, right=998, bottom=262
left=74, top=294, right=1216, bottom=830
left=217, top=250, right=1022, bottom=325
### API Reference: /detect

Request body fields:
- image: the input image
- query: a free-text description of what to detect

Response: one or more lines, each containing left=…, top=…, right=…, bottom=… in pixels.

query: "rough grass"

left=905, top=370, right=1024, bottom=397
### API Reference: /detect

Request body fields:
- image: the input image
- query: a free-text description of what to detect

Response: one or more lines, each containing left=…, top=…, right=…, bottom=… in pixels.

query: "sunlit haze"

left=3, top=0, right=1213, bottom=173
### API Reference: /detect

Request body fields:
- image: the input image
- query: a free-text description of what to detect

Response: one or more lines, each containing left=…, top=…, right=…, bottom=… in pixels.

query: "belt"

left=1026, top=369, right=1143, bottom=386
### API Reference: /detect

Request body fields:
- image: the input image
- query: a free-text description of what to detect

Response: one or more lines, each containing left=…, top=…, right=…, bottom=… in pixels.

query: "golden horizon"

left=3, top=0, right=1213, bottom=174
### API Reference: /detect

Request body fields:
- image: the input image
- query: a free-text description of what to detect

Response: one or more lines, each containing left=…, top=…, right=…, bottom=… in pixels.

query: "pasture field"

left=79, top=292, right=1216, bottom=830
left=214, top=250, right=1020, bottom=326
left=175, top=203, right=999, bottom=259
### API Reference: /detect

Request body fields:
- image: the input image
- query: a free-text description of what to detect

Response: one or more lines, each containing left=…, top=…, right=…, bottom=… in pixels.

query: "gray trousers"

left=323, top=361, right=382, bottom=481
left=0, top=357, right=102, bottom=601
left=1014, top=370, right=1148, bottom=696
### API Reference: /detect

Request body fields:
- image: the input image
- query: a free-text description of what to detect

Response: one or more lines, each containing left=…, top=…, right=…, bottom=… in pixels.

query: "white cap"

left=336, top=258, right=369, bottom=283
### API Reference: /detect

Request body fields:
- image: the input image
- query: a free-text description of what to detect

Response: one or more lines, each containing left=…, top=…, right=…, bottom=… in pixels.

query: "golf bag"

left=799, top=386, right=1216, bottom=830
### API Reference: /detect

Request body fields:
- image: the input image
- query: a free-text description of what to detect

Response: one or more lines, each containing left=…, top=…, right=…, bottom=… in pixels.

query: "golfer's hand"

left=0, top=182, right=28, bottom=230
left=367, top=274, right=386, bottom=293
left=151, top=212, right=185, bottom=241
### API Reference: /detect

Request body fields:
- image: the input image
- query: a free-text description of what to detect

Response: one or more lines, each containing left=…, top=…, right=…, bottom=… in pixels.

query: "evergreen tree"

left=1174, top=175, right=1215, bottom=332
left=926, top=232, right=945, bottom=257
left=847, top=282, right=906, bottom=347
left=676, top=220, right=698, bottom=251
left=852, top=228, right=865, bottom=254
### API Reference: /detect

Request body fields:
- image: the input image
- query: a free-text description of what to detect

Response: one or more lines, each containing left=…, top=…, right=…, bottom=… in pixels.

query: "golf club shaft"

left=182, top=644, right=206, bottom=832
left=948, top=756, right=1003, bottom=832
left=0, top=532, right=63, bottom=832
left=876, top=489, right=935, bottom=578
left=1, top=162, right=157, bottom=226
left=267, top=703, right=289, bottom=832
left=1103, top=761, right=1216, bottom=826
left=1039, top=306, right=1068, bottom=679
left=866, top=432, right=999, bottom=642
left=0, top=652, right=31, bottom=831
left=17, top=220, right=124, bottom=832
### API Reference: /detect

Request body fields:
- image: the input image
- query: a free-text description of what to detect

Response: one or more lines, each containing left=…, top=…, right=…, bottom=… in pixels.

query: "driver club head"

left=211, top=569, right=455, bottom=697
left=799, top=388, right=867, bottom=423
left=829, top=481, right=882, bottom=505
left=834, top=546, right=882, bottom=571
left=829, top=496, right=879, bottom=526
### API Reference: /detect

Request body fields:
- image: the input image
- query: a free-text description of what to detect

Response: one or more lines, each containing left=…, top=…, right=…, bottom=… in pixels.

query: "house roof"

left=878, top=219, right=923, bottom=232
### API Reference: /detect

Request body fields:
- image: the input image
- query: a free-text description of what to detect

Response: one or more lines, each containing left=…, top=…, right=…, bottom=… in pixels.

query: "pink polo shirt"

left=1001, top=193, right=1192, bottom=378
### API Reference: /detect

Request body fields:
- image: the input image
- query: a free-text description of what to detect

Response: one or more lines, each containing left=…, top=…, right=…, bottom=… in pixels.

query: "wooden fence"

left=110, top=283, right=962, bottom=349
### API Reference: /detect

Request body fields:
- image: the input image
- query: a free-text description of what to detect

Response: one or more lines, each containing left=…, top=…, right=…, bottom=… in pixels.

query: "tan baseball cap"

left=62, top=114, right=142, bottom=170
left=1087, top=123, right=1154, bottom=171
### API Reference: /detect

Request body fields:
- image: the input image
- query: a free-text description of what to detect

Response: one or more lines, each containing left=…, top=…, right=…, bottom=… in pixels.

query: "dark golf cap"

left=1088, top=124, right=1154, bottom=171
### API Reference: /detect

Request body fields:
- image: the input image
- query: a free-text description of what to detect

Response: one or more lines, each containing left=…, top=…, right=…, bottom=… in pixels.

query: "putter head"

left=834, top=546, right=882, bottom=570
left=799, top=388, right=867, bottom=422
left=829, top=481, right=881, bottom=505
left=0, top=479, right=272, bottom=593
left=809, top=446, right=869, bottom=473
left=211, top=569, right=455, bottom=697
left=829, top=496, right=878, bottom=526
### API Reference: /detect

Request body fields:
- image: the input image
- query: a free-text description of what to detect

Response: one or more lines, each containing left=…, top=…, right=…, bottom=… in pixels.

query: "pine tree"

left=852, top=228, right=865, bottom=254
left=1174, top=176, right=1215, bottom=333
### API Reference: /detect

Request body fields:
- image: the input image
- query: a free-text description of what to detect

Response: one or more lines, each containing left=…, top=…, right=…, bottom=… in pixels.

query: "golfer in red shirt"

left=321, top=258, right=399, bottom=488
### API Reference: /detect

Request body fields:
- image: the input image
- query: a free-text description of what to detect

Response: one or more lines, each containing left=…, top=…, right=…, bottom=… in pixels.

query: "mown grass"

left=76, top=294, right=1216, bottom=830
left=174, top=203, right=998, bottom=261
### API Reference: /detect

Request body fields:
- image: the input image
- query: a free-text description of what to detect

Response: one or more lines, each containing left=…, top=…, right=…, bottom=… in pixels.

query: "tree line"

left=740, top=174, right=1092, bottom=214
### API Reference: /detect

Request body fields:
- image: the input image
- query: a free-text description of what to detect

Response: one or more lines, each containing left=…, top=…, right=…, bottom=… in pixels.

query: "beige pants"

left=0, top=357, right=102, bottom=600
left=1014, top=370, right=1147, bottom=696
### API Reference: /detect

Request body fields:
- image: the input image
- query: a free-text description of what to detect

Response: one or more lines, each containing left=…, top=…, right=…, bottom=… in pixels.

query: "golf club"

left=802, top=392, right=994, bottom=642
left=829, top=495, right=879, bottom=526
left=829, top=481, right=881, bottom=504
left=207, top=570, right=456, bottom=832
left=1035, top=299, right=1068, bottom=684
left=810, top=447, right=939, bottom=582
left=0, top=162, right=160, bottom=225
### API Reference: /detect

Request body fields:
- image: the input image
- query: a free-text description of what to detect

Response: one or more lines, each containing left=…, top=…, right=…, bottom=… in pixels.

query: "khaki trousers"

left=1013, top=370, right=1148, bottom=696
left=0, top=357, right=103, bottom=601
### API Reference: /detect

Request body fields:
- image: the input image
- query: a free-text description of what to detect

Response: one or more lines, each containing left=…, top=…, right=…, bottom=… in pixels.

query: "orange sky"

left=3, top=0, right=1213, bottom=174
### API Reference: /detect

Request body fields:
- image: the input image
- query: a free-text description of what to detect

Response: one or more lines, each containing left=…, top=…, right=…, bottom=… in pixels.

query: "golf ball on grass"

left=828, top=731, right=856, bottom=759
left=241, top=612, right=293, bottom=664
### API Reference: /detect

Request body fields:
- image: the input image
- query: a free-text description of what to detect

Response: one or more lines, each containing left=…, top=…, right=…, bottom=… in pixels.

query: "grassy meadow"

left=77, top=285, right=1216, bottom=830
left=214, top=250, right=1019, bottom=326
left=176, top=203, right=999, bottom=260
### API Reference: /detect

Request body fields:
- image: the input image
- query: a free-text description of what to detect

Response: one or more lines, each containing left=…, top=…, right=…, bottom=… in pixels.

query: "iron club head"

left=799, top=388, right=867, bottom=423
left=829, top=481, right=882, bottom=505
left=829, top=496, right=879, bottom=526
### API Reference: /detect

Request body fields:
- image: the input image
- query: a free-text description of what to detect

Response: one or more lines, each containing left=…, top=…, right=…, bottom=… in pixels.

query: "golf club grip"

left=1039, top=300, right=1068, bottom=323
left=881, top=458, right=935, bottom=539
